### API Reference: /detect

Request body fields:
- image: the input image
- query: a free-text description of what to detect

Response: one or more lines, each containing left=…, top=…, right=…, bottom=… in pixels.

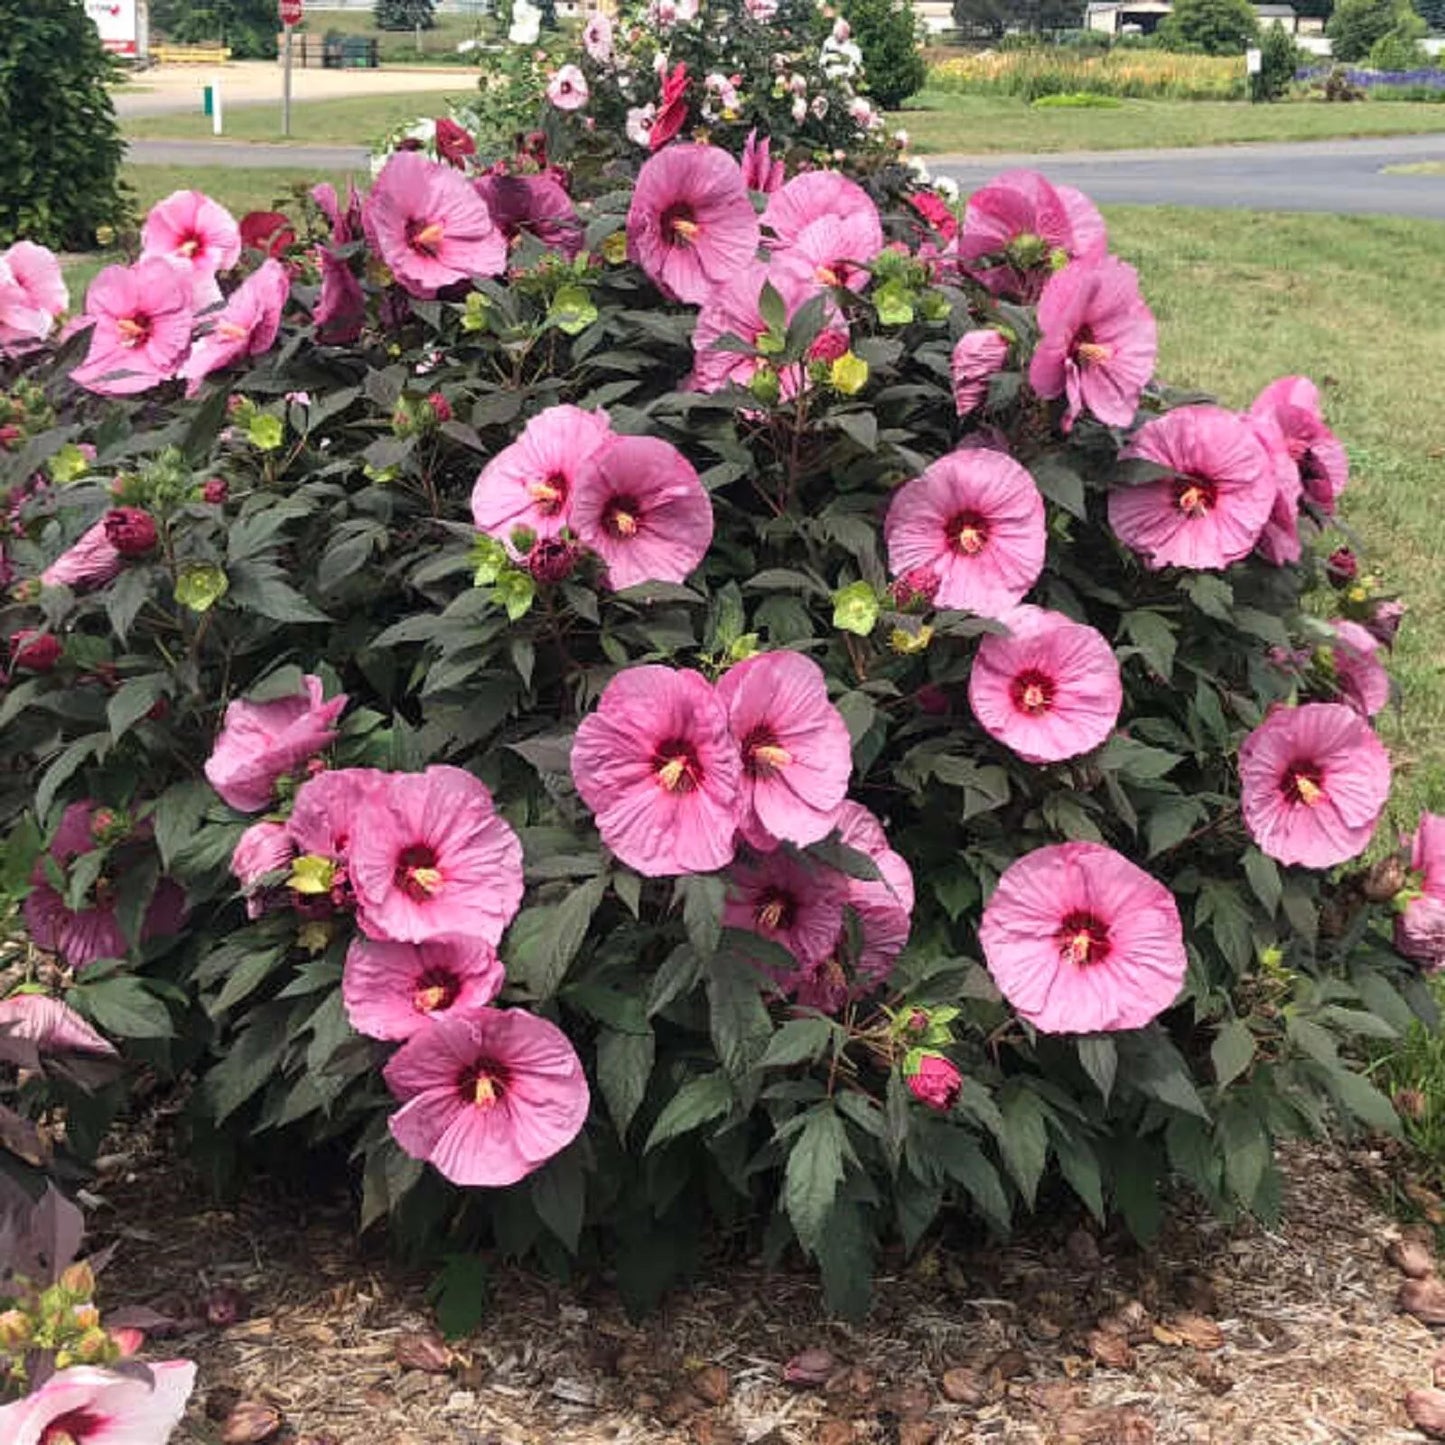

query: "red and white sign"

left=86, top=0, right=140, bottom=56
left=279, top=0, right=304, bottom=26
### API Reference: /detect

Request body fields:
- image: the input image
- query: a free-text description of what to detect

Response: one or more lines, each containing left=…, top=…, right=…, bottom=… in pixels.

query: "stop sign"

left=279, top=0, right=302, bottom=25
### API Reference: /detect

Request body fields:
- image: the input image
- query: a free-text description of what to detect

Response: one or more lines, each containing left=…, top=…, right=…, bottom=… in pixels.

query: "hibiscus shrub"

left=0, top=127, right=1433, bottom=1320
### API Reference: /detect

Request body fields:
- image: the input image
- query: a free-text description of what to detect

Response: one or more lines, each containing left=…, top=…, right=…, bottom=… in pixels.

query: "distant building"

left=1082, top=0, right=1320, bottom=32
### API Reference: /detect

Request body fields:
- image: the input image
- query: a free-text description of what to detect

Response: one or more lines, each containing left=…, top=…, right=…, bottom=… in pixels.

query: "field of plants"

left=928, top=47, right=1248, bottom=100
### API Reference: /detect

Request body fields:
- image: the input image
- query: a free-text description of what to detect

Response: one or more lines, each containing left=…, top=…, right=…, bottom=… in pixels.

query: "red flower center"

left=413, top=968, right=460, bottom=1015
left=1056, top=910, right=1110, bottom=967
left=1174, top=477, right=1217, bottom=518
left=1072, top=326, right=1112, bottom=367
left=407, top=217, right=446, bottom=256
left=661, top=202, right=700, bottom=247
left=946, top=510, right=989, bottom=556
left=654, top=738, right=703, bottom=793
left=458, top=1064, right=505, bottom=1111
left=177, top=233, right=204, bottom=260
left=1010, top=668, right=1055, bottom=716
left=755, top=888, right=796, bottom=932
left=116, top=315, right=152, bottom=349
left=815, top=259, right=859, bottom=288
left=396, top=843, right=444, bottom=901
left=603, top=495, right=642, bottom=539
left=42, top=1411, right=106, bottom=1445
left=1281, top=762, right=1325, bottom=807
left=527, top=471, right=569, bottom=516
left=743, top=724, right=792, bottom=776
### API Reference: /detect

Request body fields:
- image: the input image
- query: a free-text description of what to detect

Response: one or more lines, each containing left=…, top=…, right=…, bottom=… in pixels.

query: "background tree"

left=374, top=0, right=438, bottom=31
left=149, top=0, right=280, bottom=59
left=1252, top=21, right=1301, bottom=98
left=1417, top=0, right=1445, bottom=30
left=0, top=0, right=128, bottom=249
left=1157, top=0, right=1259, bottom=53
left=1326, top=0, right=1420, bottom=58
left=952, top=0, right=1084, bottom=37
left=845, top=0, right=927, bottom=107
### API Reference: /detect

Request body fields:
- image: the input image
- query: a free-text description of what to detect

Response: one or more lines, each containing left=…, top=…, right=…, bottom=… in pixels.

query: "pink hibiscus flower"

left=884, top=447, right=1046, bottom=620
left=474, top=173, right=583, bottom=257
left=1327, top=619, right=1390, bottom=718
left=0, top=994, right=116, bottom=1056
left=313, top=180, right=364, bottom=245
left=583, top=11, right=614, bottom=60
left=1248, top=375, right=1348, bottom=513
left=547, top=63, right=590, bottom=110
left=569, top=435, right=713, bottom=590
left=24, top=803, right=187, bottom=971
left=1238, top=702, right=1391, bottom=868
left=690, top=263, right=820, bottom=397
left=951, top=329, right=1009, bottom=417
left=741, top=130, right=785, bottom=194
left=470, top=404, right=614, bottom=546
left=344, top=935, right=504, bottom=1041
left=0, top=241, right=68, bottom=352
left=141, top=190, right=241, bottom=307
left=626, top=145, right=761, bottom=305
left=762, top=171, right=884, bottom=295
left=364, top=151, right=507, bottom=299
left=349, top=766, right=524, bottom=945
left=957, top=169, right=1107, bottom=301
left=41, top=518, right=123, bottom=591
left=1412, top=812, right=1445, bottom=893
left=0, top=1362, right=196, bottom=1445
left=1245, top=407, right=1305, bottom=566
left=978, top=841, right=1186, bottom=1034
left=1110, top=405, right=1275, bottom=571
left=435, top=117, right=477, bottom=169
left=180, top=258, right=290, bottom=396
left=204, top=675, right=348, bottom=813
left=1028, top=257, right=1157, bottom=431
left=385, top=1009, right=589, bottom=1187
left=715, top=650, right=852, bottom=850
left=70, top=259, right=195, bottom=397
left=831, top=798, right=914, bottom=981
left=286, top=768, right=390, bottom=892
left=723, top=849, right=847, bottom=969
left=314, top=247, right=366, bottom=346
left=1397, top=895, right=1445, bottom=973
left=230, top=819, right=295, bottom=918
left=571, top=665, right=742, bottom=877
left=968, top=605, right=1122, bottom=764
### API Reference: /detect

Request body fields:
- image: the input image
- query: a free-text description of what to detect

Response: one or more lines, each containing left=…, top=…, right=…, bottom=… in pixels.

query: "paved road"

left=125, top=133, right=1445, bottom=219
left=930, top=134, right=1445, bottom=220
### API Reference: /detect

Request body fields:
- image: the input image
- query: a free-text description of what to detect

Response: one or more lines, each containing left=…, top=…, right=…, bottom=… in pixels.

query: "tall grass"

left=929, top=48, right=1247, bottom=101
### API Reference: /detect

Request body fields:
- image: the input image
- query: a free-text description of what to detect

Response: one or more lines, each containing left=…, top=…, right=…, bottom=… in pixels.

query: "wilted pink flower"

left=1366, top=598, right=1406, bottom=648
left=884, top=447, right=1046, bottom=620
left=0, top=242, right=67, bottom=351
left=350, top=766, right=524, bottom=945
left=968, top=605, right=1122, bottom=764
left=24, top=803, right=187, bottom=971
left=364, top=151, right=506, bottom=299
left=0, top=994, right=116, bottom=1056
left=715, top=651, right=850, bottom=851
left=1248, top=375, right=1348, bottom=513
left=907, top=1054, right=962, bottom=1111
left=979, top=841, right=1186, bottom=1033
left=474, top=173, right=583, bottom=256
left=831, top=799, right=914, bottom=984
left=1327, top=618, right=1390, bottom=718
left=1397, top=894, right=1445, bottom=973
left=1029, top=257, right=1156, bottom=430
left=690, top=263, right=818, bottom=397
left=571, top=665, right=742, bottom=876
left=951, top=329, right=1009, bottom=417
left=41, top=519, right=123, bottom=590
left=435, top=117, right=477, bottom=168
left=547, top=63, right=590, bottom=110
left=741, top=130, right=785, bottom=193
left=180, top=258, right=290, bottom=395
left=724, top=850, right=847, bottom=968
left=314, top=247, right=366, bottom=345
left=570, top=435, right=713, bottom=589
left=762, top=171, right=883, bottom=295
left=71, top=259, right=195, bottom=397
left=471, top=404, right=613, bottom=546
left=230, top=819, right=295, bottom=917
left=205, top=675, right=347, bottom=813
left=386, top=1009, right=588, bottom=1186
left=1245, top=407, right=1305, bottom=566
left=0, top=1362, right=196, bottom=1445
left=906, top=188, right=957, bottom=243
left=104, top=507, right=158, bottom=558
left=1412, top=813, right=1445, bottom=897
left=239, top=210, right=296, bottom=258
left=313, top=180, right=364, bottom=244
left=957, top=169, right=1107, bottom=301
left=1110, top=405, right=1275, bottom=571
left=627, top=145, right=761, bottom=305
left=344, top=935, right=504, bottom=1040
left=141, top=190, right=241, bottom=307
left=1238, top=702, right=1391, bottom=868
left=583, top=11, right=614, bottom=60
left=650, top=62, right=691, bottom=150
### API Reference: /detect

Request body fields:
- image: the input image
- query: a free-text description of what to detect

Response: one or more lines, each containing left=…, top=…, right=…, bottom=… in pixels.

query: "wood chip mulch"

left=91, top=1135, right=1445, bottom=1445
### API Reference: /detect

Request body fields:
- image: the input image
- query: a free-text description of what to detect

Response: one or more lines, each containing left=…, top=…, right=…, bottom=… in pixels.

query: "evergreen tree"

left=1157, top=0, right=1259, bottom=54
left=1252, top=21, right=1300, bottom=99
left=1326, top=0, right=1419, bottom=59
left=374, top=0, right=437, bottom=31
left=845, top=0, right=927, bottom=108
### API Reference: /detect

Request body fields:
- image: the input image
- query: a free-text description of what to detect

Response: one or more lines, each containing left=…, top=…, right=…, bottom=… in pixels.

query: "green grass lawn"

left=898, top=89, right=1445, bottom=154
left=1106, top=205, right=1445, bottom=822
left=124, top=90, right=470, bottom=146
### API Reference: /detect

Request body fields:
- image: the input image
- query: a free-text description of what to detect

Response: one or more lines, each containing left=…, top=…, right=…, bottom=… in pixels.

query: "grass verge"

left=897, top=89, right=1445, bottom=154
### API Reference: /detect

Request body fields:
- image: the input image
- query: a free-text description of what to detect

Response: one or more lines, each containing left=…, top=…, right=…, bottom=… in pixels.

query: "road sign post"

left=279, top=0, right=303, bottom=137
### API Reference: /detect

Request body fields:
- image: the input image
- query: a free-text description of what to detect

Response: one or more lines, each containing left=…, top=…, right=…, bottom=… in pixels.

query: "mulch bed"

left=93, top=1133, right=1443, bottom=1445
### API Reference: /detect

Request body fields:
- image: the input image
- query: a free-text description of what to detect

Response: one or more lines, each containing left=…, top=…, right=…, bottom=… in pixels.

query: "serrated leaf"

left=107, top=675, right=168, bottom=741
left=785, top=1106, right=846, bottom=1255
left=1077, top=1035, right=1117, bottom=1102
left=1216, top=1104, right=1269, bottom=1208
left=71, top=976, right=172, bottom=1039
left=678, top=872, right=725, bottom=959
left=596, top=1027, right=654, bottom=1138
left=530, top=1146, right=586, bottom=1254
left=997, top=1086, right=1049, bottom=1206
left=507, top=874, right=608, bottom=1000
left=1210, top=1018, right=1255, bottom=1088
left=759, top=1017, right=836, bottom=1070
left=1122, top=610, right=1176, bottom=680
left=705, top=946, right=772, bottom=1078
left=644, top=1071, right=733, bottom=1151
left=1242, top=848, right=1282, bottom=916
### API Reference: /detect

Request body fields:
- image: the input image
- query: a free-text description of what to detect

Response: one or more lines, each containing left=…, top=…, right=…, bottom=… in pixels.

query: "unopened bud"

left=71, top=1303, right=101, bottom=1331
left=59, top=1262, right=96, bottom=1299
left=1395, top=1087, right=1428, bottom=1122
left=1325, top=546, right=1358, bottom=588
left=0, top=1308, right=32, bottom=1349
left=1364, top=855, right=1409, bottom=903
left=74, top=1325, right=113, bottom=1362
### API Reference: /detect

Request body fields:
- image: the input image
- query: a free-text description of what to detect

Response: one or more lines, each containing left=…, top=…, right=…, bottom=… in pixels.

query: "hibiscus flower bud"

left=0, top=424, right=21, bottom=450
left=906, top=1054, right=962, bottom=1111
left=70, top=1303, right=102, bottom=1332
left=1396, top=894, right=1445, bottom=973
left=888, top=565, right=940, bottom=612
left=103, top=507, right=157, bottom=558
left=109, top=1325, right=145, bottom=1357
left=902, top=1008, right=930, bottom=1037
left=1363, top=854, right=1408, bottom=902
left=807, top=329, right=849, bottom=364
left=73, top=1326, right=113, bottom=1363
left=427, top=391, right=452, bottom=425
left=527, top=537, right=580, bottom=584
left=0, top=1308, right=32, bottom=1349
left=202, top=477, right=229, bottom=504
left=1366, top=598, right=1406, bottom=648
left=1325, top=546, right=1358, bottom=588
left=10, top=630, right=61, bottom=672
